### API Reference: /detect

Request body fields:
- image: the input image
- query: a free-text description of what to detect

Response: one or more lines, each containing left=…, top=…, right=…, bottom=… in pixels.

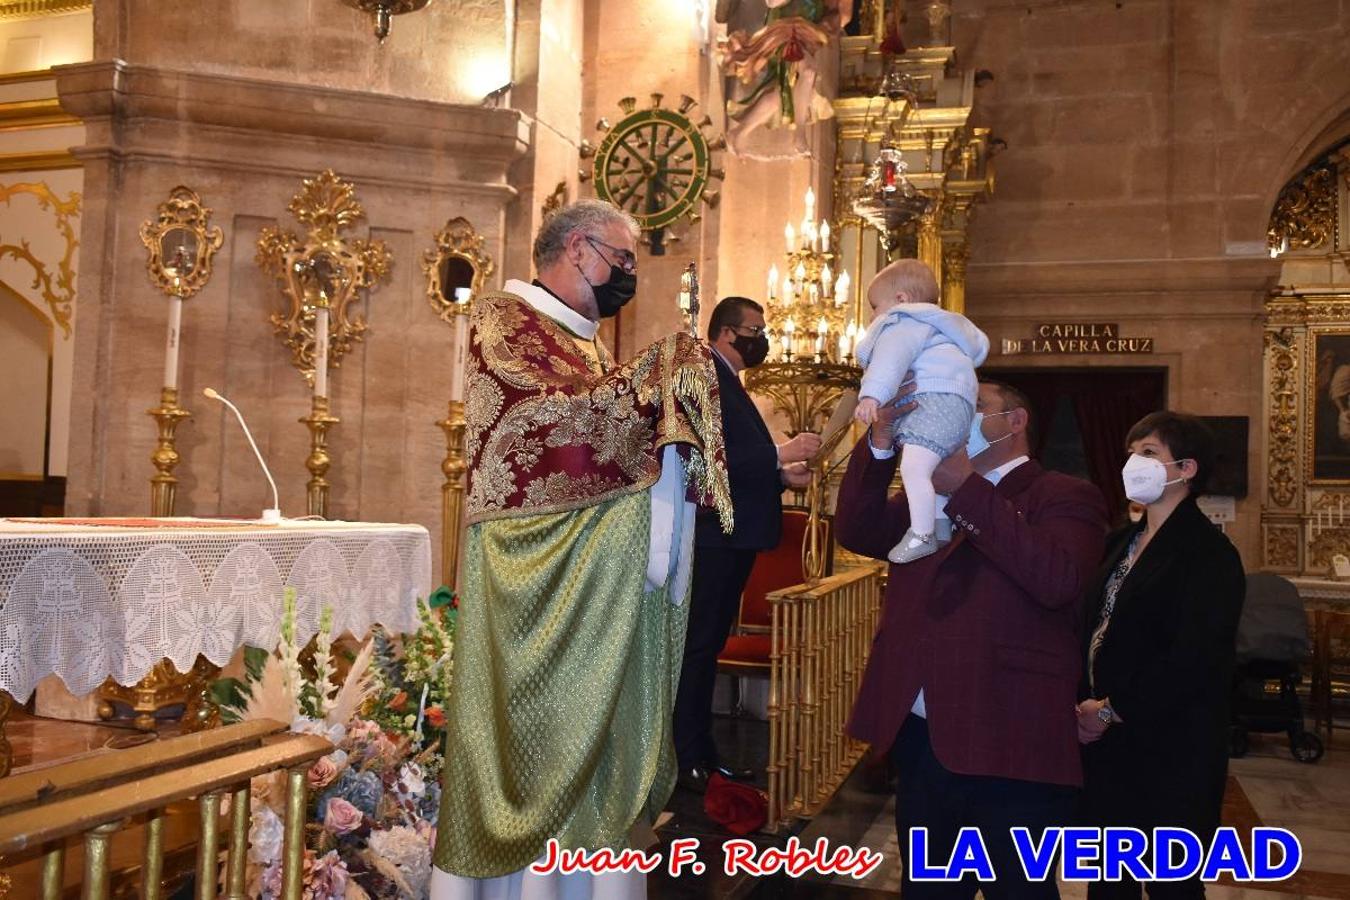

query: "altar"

left=0, top=517, right=432, bottom=774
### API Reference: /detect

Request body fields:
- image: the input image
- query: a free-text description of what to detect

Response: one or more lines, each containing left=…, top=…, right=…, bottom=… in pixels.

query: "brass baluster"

left=767, top=592, right=783, bottom=828
left=82, top=821, right=121, bottom=900
left=197, top=791, right=222, bottom=900
left=224, top=785, right=251, bottom=900
left=281, top=767, right=307, bottom=900
left=41, top=843, right=64, bottom=900
left=143, top=810, right=165, bottom=900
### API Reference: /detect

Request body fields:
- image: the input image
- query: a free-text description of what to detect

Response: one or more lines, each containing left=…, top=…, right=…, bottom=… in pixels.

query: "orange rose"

left=425, top=706, right=446, bottom=728
left=389, top=691, right=408, bottom=711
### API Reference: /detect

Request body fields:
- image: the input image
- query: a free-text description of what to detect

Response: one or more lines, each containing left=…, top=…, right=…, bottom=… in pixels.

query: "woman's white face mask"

left=1121, top=453, right=1187, bottom=505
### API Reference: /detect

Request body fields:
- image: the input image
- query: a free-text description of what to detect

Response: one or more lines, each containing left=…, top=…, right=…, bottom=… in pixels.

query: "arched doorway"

left=0, top=279, right=62, bottom=516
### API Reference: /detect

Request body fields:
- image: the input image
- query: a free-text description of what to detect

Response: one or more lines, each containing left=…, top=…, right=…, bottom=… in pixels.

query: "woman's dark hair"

left=1125, top=411, right=1215, bottom=495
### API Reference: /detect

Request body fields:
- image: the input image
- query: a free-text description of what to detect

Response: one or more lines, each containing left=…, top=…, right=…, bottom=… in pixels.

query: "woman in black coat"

left=1076, top=411, right=1246, bottom=900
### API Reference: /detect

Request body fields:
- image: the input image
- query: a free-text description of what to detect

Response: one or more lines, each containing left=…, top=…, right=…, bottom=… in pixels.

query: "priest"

left=431, top=199, right=733, bottom=899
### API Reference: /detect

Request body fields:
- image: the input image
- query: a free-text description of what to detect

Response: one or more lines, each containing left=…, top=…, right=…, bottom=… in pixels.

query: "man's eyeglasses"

left=727, top=324, right=767, bottom=338
left=585, top=236, right=638, bottom=275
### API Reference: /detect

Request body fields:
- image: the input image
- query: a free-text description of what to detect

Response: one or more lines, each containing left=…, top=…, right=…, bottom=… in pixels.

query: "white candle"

left=838, top=333, right=849, bottom=361
left=820, top=220, right=831, bottom=249
left=804, top=186, right=815, bottom=217
left=800, top=217, right=812, bottom=248
left=768, top=265, right=779, bottom=300
left=822, top=263, right=834, bottom=296
left=836, top=270, right=851, bottom=304
left=449, top=288, right=472, bottom=402
left=313, top=306, right=330, bottom=399
left=163, top=296, right=183, bottom=390
left=785, top=223, right=795, bottom=251
left=794, top=262, right=807, bottom=282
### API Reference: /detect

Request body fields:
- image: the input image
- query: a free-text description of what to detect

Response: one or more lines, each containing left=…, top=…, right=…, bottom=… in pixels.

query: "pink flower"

left=323, top=797, right=364, bottom=835
left=307, top=755, right=340, bottom=790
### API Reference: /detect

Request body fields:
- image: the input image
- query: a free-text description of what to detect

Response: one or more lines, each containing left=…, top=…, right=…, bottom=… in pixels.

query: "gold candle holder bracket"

left=148, top=387, right=191, bottom=517
left=437, top=400, right=467, bottom=588
left=301, top=395, right=340, bottom=519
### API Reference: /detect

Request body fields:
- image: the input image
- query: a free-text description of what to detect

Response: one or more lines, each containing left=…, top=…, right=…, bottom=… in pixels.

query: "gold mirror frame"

left=422, top=216, right=494, bottom=324
left=139, top=186, right=223, bottom=300
left=256, top=170, right=392, bottom=386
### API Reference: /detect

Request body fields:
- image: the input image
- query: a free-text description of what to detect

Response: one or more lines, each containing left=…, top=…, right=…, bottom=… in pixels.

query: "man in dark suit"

left=835, top=380, right=1108, bottom=899
left=674, top=296, right=819, bottom=791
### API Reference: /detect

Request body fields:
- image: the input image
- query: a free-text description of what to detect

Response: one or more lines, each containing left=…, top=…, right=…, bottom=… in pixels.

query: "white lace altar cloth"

left=0, top=518, right=433, bottom=701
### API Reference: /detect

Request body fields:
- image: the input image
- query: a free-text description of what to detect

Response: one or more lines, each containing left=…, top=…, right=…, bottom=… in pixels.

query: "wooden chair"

left=717, top=509, right=832, bottom=693
left=1311, top=608, right=1350, bottom=739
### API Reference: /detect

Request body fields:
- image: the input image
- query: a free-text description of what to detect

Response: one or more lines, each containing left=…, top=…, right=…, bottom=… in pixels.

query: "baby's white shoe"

left=888, top=528, right=939, bottom=564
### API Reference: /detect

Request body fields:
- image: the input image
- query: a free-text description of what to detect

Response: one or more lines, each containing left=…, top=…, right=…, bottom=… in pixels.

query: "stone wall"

left=56, top=59, right=527, bottom=586
left=951, top=0, right=1350, bottom=565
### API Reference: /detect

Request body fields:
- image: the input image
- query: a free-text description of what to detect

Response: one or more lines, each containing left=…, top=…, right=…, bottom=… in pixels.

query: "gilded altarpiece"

left=1261, top=142, right=1350, bottom=573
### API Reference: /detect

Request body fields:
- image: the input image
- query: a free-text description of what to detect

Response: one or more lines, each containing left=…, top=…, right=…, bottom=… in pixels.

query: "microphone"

left=203, top=387, right=282, bottom=524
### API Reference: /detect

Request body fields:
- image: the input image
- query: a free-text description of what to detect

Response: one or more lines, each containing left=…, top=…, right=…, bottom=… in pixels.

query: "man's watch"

left=1096, top=704, right=1115, bottom=727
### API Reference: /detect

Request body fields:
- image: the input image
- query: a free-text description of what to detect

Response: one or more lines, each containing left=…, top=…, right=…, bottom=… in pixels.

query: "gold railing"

left=0, top=719, right=330, bottom=899
left=765, top=561, right=884, bottom=829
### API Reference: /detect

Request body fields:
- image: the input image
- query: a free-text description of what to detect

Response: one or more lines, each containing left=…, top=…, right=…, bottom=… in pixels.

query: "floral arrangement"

left=217, top=586, right=456, bottom=899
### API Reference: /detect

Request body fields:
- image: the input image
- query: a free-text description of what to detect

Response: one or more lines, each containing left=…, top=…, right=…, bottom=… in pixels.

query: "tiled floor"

left=647, top=720, right=1350, bottom=900
left=4, top=707, right=156, bottom=773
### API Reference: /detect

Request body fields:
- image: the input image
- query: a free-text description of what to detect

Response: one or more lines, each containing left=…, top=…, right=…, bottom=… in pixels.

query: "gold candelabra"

left=301, top=395, right=339, bottom=518
left=765, top=187, right=857, bottom=365
left=437, top=400, right=467, bottom=588
left=148, top=387, right=192, bottom=516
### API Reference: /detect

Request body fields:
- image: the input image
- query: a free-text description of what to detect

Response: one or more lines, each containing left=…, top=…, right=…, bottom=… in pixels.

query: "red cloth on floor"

left=703, top=772, right=768, bottom=835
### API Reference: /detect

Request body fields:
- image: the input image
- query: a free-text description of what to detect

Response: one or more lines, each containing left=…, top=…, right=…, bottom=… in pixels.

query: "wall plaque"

left=1001, top=323, right=1153, bottom=355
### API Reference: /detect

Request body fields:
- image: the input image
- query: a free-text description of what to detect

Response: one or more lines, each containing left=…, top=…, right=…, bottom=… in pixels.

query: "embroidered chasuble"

left=432, top=280, right=732, bottom=887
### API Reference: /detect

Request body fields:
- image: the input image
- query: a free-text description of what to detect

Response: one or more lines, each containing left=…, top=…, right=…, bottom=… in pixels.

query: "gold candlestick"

left=437, top=399, right=467, bottom=588
left=301, top=395, right=339, bottom=518
left=148, top=387, right=191, bottom=517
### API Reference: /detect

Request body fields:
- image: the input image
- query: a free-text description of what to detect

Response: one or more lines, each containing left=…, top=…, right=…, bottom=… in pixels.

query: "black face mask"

left=576, top=248, right=638, bottom=319
left=731, top=332, right=770, bottom=368
left=591, top=265, right=637, bottom=318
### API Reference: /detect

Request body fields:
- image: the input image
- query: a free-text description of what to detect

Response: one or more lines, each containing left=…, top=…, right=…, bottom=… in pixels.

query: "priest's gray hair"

left=533, top=199, right=639, bottom=269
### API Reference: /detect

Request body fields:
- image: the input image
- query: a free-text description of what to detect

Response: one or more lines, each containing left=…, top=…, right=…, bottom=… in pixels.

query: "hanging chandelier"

left=763, top=186, right=857, bottom=364
left=340, top=0, right=432, bottom=42
left=851, top=146, right=933, bottom=249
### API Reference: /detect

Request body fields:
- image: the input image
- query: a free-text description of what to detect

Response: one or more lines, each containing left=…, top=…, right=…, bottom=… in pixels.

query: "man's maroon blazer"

left=836, top=439, right=1108, bottom=787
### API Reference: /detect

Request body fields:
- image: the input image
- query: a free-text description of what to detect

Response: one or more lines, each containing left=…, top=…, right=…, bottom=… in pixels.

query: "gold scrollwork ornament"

left=256, top=170, right=392, bottom=387
left=1268, top=164, right=1336, bottom=254
left=1265, top=327, right=1299, bottom=507
left=0, top=181, right=80, bottom=337
left=139, top=186, right=224, bottom=299
left=422, top=217, right=495, bottom=325
left=1264, top=524, right=1299, bottom=569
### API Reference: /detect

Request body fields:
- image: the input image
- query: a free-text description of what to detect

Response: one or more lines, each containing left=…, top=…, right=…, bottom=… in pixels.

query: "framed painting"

left=1308, top=329, right=1350, bottom=483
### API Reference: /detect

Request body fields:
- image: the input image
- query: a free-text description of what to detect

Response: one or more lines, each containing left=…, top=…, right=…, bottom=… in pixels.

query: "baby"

left=853, top=259, right=990, bottom=564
